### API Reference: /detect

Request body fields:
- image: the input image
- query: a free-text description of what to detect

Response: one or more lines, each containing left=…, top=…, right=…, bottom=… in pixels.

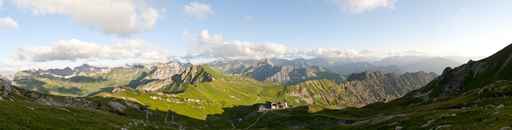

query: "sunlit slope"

left=99, top=66, right=283, bottom=120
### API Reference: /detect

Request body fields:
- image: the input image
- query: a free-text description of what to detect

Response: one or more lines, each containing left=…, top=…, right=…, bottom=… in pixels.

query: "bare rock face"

left=285, top=71, right=437, bottom=108
left=146, top=62, right=185, bottom=80
left=137, top=62, right=214, bottom=93
left=177, top=65, right=214, bottom=84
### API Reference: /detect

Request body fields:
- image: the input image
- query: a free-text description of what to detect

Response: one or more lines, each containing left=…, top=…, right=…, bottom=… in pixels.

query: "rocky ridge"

left=284, top=71, right=437, bottom=108
left=406, top=44, right=512, bottom=101
left=22, top=64, right=111, bottom=79
left=133, top=62, right=214, bottom=93
left=13, top=62, right=215, bottom=96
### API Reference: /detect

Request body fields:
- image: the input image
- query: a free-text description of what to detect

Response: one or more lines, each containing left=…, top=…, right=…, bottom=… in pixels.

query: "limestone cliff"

left=136, top=62, right=214, bottom=93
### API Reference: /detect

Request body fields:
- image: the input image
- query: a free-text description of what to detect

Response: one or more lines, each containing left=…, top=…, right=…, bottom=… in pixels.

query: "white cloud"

left=337, top=0, right=396, bottom=13
left=187, top=30, right=430, bottom=61
left=0, top=17, right=18, bottom=29
left=184, top=2, right=214, bottom=19
left=15, top=39, right=169, bottom=62
left=13, top=0, right=160, bottom=35
left=190, top=30, right=288, bottom=59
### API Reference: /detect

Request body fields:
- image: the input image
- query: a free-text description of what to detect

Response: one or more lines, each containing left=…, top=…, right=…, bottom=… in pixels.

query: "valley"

left=2, top=43, right=512, bottom=129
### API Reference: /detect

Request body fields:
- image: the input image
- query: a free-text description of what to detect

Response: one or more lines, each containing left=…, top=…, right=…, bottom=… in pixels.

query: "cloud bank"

left=188, top=30, right=428, bottom=61
left=12, top=0, right=160, bottom=35
left=190, top=30, right=289, bottom=59
left=0, top=17, right=18, bottom=29
left=15, top=39, right=169, bottom=62
left=337, top=0, right=396, bottom=13
left=184, top=2, right=214, bottom=19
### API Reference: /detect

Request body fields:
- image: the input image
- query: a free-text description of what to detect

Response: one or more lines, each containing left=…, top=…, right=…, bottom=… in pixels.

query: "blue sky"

left=0, top=0, right=512, bottom=71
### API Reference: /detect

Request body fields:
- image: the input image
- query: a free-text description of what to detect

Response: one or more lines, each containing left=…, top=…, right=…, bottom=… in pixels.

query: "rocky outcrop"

left=285, top=71, right=437, bottom=108
left=108, top=101, right=128, bottom=114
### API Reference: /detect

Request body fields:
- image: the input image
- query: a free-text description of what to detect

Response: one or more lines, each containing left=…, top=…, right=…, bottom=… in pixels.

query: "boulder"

left=108, top=101, right=127, bottom=114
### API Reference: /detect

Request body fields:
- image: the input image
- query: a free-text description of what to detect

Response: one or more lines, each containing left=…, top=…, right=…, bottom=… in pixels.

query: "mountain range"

left=210, top=55, right=461, bottom=76
left=1, top=44, right=511, bottom=129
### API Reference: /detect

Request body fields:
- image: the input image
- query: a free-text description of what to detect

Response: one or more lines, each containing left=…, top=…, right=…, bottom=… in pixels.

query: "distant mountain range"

left=13, top=62, right=216, bottom=96
left=209, top=55, right=463, bottom=76
left=211, top=59, right=343, bottom=85
left=11, top=58, right=439, bottom=111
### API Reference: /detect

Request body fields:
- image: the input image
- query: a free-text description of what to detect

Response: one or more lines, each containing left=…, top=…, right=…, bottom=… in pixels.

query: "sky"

left=0, top=0, right=512, bottom=72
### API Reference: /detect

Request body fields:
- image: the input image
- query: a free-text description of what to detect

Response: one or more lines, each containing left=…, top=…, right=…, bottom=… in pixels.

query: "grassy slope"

left=0, top=97, right=175, bottom=130
left=16, top=68, right=145, bottom=97
left=280, top=80, right=348, bottom=109
left=14, top=63, right=512, bottom=129
left=100, top=66, right=284, bottom=120
left=232, top=80, right=512, bottom=130
left=204, top=87, right=510, bottom=129
left=352, top=81, right=512, bottom=129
